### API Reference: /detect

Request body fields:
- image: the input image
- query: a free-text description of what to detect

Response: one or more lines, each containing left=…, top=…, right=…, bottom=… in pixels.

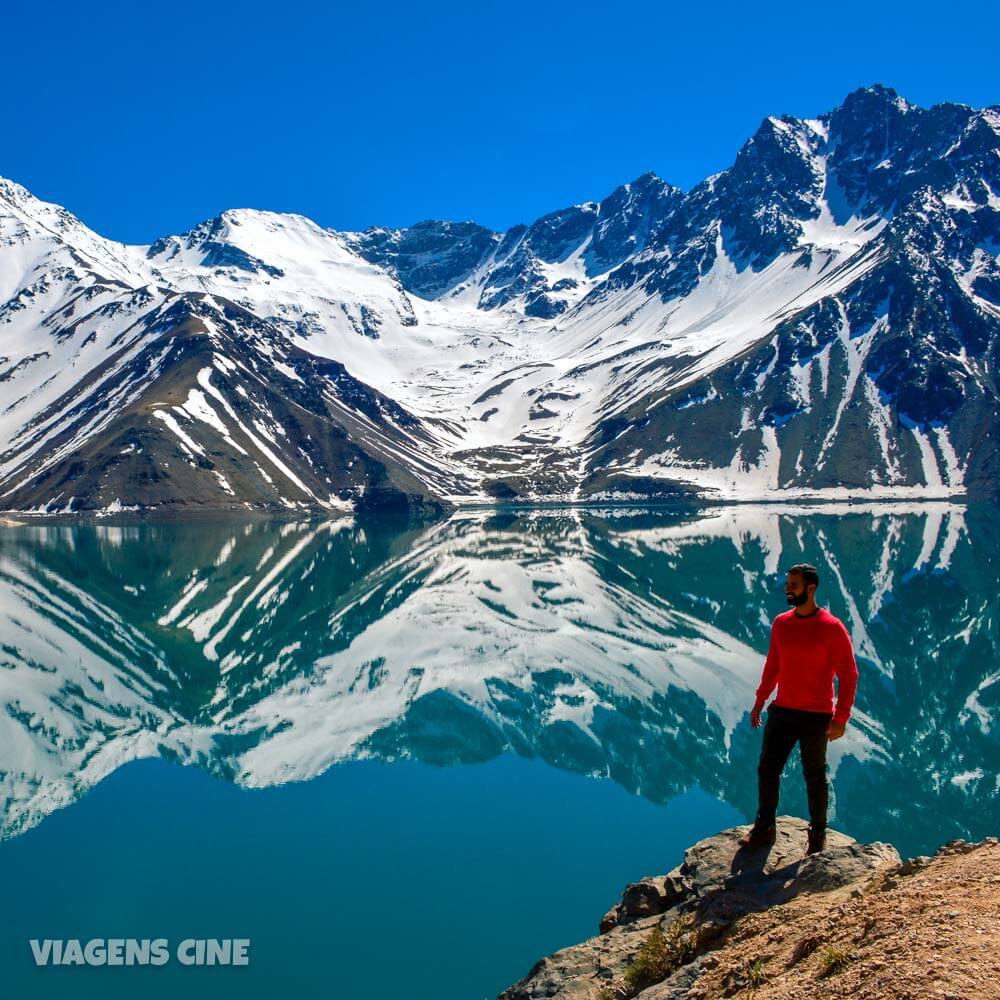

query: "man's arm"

left=751, top=622, right=781, bottom=723
left=831, top=620, right=859, bottom=727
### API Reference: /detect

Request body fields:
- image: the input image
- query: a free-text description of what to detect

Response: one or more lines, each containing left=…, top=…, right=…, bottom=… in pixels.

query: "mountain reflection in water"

left=0, top=503, right=996, bottom=858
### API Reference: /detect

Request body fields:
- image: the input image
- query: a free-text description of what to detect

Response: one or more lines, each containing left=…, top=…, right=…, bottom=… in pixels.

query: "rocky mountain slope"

left=1, top=85, right=999, bottom=514
left=499, top=817, right=1000, bottom=1000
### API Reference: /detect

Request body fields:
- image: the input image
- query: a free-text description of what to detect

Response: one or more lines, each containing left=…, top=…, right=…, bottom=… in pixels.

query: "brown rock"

left=498, top=816, right=899, bottom=1000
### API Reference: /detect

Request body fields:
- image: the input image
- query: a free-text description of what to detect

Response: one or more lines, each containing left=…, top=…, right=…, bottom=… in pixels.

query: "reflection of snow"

left=0, top=503, right=991, bottom=841
left=951, top=769, right=983, bottom=788
left=962, top=671, right=999, bottom=735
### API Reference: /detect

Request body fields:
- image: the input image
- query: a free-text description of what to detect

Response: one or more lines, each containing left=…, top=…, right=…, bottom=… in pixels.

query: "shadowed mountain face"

left=0, top=504, right=996, bottom=857
left=1, top=86, right=999, bottom=513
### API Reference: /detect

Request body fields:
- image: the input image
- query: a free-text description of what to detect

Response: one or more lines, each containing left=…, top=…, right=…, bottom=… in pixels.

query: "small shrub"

left=817, top=944, right=854, bottom=977
left=623, top=915, right=697, bottom=994
left=746, top=957, right=766, bottom=987
left=665, top=914, right=698, bottom=967
left=623, top=926, right=671, bottom=993
left=596, top=974, right=628, bottom=1000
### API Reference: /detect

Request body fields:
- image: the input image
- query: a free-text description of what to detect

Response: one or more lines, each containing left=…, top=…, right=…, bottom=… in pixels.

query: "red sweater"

left=753, top=607, right=859, bottom=725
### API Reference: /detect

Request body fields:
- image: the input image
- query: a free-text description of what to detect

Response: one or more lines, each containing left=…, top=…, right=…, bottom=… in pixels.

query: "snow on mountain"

left=1, top=85, right=999, bottom=514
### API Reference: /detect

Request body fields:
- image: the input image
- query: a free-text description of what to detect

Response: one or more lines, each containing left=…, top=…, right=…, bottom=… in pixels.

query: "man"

left=739, top=563, right=859, bottom=856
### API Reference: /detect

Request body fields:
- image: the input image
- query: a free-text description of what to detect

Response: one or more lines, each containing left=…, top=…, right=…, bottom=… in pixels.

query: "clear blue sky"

left=4, top=0, right=998, bottom=244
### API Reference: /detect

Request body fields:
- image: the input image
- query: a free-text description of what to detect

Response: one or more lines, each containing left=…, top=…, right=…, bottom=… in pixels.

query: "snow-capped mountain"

left=1, top=84, right=998, bottom=515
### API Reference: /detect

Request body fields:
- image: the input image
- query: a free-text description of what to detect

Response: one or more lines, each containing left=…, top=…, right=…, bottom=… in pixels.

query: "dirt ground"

left=688, top=838, right=1000, bottom=1000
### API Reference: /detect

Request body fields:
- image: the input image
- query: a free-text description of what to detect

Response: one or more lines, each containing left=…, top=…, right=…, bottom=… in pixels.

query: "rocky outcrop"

left=498, top=816, right=905, bottom=999
left=501, top=819, right=1000, bottom=999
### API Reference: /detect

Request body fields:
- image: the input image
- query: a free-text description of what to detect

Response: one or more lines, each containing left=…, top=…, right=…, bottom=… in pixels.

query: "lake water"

left=1, top=503, right=997, bottom=999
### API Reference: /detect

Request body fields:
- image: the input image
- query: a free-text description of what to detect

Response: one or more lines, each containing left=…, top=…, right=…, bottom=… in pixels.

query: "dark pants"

left=755, top=704, right=833, bottom=830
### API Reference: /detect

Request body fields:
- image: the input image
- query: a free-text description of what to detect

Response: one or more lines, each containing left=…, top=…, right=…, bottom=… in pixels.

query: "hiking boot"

left=738, top=822, right=776, bottom=849
left=806, top=825, right=826, bottom=855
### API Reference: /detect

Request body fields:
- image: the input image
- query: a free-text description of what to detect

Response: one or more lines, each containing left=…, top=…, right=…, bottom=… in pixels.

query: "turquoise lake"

left=0, top=503, right=997, bottom=999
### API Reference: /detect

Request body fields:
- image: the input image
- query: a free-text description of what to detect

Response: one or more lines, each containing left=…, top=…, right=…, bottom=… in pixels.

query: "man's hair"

left=787, top=563, right=819, bottom=589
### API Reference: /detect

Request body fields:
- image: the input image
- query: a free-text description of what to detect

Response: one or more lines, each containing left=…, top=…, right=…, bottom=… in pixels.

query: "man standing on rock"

left=739, top=563, right=859, bottom=856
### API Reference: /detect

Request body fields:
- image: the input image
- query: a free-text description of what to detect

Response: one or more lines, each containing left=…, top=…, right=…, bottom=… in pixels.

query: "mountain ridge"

left=2, top=84, right=998, bottom=516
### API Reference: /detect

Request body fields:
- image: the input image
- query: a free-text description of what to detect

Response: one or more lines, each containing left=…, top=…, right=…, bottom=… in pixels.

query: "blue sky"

left=5, top=0, right=998, bottom=244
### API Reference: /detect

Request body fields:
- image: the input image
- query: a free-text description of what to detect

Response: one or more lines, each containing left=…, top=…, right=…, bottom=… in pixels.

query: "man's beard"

left=786, top=592, right=809, bottom=606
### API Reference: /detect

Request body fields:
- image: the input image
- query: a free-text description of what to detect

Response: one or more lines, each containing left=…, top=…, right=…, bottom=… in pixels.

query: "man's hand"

left=827, top=719, right=846, bottom=740
left=750, top=705, right=763, bottom=728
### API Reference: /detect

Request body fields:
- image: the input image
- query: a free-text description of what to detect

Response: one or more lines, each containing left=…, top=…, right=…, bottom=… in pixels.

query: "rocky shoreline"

left=499, top=816, right=1000, bottom=1000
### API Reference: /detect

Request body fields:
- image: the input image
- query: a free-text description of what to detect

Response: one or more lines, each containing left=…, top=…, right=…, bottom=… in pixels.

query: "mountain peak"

left=0, top=176, right=41, bottom=211
left=215, top=206, right=320, bottom=231
left=2, top=83, right=999, bottom=516
left=598, top=170, right=678, bottom=208
left=628, top=169, right=665, bottom=188
left=838, top=83, right=912, bottom=117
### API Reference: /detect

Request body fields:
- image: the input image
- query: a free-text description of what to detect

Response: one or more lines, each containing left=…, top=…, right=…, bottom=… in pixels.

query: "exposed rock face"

left=499, top=816, right=900, bottom=999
